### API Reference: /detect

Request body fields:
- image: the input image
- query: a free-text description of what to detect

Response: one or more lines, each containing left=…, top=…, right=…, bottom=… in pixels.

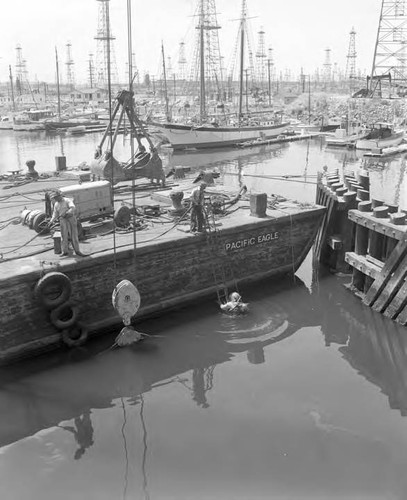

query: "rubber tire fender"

left=61, top=322, right=89, bottom=348
left=34, top=272, right=72, bottom=309
left=50, top=301, right=79, bottom=330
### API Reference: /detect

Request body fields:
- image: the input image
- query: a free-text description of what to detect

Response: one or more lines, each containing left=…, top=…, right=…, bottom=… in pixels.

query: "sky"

left=0, top=0, right=380, bottom=84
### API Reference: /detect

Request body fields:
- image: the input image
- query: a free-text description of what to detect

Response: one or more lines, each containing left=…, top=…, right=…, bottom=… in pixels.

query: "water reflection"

left=0, top=275, right=316, bottom=449
left=315, top=267, right=407, bottom=416
left=58, top=410, right=94, bottom=460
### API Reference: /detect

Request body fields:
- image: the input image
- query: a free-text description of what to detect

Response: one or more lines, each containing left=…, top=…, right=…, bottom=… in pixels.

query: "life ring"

left=34, top=271, right=72, bottom=309
left=50, top=301, right=79, bottom=330
left=61, top=322, right=89, bottom=348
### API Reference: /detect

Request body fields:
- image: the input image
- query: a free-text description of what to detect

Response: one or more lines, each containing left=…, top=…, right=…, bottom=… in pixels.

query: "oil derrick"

left=178, top=40, right=187, bottom=81
left=255, top=26, right=267, bottom=90
left=94, top=0, right=119, bottom=88
left=323, top=48, right=332, bottom=83
left=187, top=0, right=224, bottom=108
left=65, top=41, right=75, bottom=90
left=345, top=27, right=357, bottom=80
left=167, top=56, right=173, bottom=79
left=88, top=53, right=95, bottom=88
left=369, top=0, right=407, bottom=97
left=267, top=46, right=274, bottom=102
left=15, top=44, right=28, bottom=95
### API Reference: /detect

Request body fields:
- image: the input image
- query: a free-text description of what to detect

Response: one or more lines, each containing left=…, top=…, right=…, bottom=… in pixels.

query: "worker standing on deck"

left=49, top=190, right=85, bottom=257
left=190, top=182, right=207, bottom=233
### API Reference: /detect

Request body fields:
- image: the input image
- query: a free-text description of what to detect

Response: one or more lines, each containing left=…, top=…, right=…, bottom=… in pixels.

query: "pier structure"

left=315, top=168, right=407, bottom=326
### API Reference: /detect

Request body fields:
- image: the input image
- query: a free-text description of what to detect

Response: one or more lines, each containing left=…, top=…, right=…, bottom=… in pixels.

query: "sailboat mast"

left=55, top=47, right=61, bottom=119
left=199, top=0, right=206, bottom=121
left=8, top=65, right=15, bottom=112
left=238, top=9, right=245, bottom=121
left=161, top=42, right=171, bottom=122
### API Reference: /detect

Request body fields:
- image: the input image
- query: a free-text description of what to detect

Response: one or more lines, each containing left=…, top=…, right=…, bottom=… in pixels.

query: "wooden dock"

left=315, top=168, right=407, bottom=326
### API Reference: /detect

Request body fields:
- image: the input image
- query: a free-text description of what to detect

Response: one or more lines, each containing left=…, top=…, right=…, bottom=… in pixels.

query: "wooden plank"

left=372, top=253, right=407, bottom=313
left=384, top=278, right=407, bottom=319
left=345, top=252, right=382, bottom=281
left=348, top=210, right=407, bottom=241
left=314, top=195, right=337, bottom=261
left=363, top=239, right=407, bottom=307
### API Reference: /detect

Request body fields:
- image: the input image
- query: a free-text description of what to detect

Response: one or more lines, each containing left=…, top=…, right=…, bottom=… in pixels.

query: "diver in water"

left=220, top=292, right=248, bottom=314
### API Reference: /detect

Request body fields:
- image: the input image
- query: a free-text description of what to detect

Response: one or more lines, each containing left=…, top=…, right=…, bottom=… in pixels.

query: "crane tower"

left=94, top=0, right=119, bottom=88
left=369, top=0, right=407, bottom=96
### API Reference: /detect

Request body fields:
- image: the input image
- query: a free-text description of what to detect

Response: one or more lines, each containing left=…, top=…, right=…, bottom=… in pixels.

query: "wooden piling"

left=317, top=165, right=407, bottom=327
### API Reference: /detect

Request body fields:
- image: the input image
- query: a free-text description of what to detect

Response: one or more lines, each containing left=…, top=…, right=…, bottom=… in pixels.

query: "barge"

left=0, top=172, right=325, bottom=365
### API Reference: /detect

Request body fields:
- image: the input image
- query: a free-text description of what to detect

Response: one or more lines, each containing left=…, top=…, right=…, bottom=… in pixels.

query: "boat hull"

left=13, top=123, right=45, bottom=131
left=355, top=131, right=404, bottom=150
left=151, top=121, right=290, bottom=150
left=0, top=206, right=324, bottom=364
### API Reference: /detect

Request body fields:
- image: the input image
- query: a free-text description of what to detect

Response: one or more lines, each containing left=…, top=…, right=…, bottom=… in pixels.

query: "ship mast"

left=191, top=0, right=222, bottom=123
left=238, top=10, right=245, bottom=121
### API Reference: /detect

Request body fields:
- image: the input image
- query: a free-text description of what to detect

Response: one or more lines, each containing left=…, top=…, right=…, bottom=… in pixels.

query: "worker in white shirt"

left=49, top=190, right=86, bottom=257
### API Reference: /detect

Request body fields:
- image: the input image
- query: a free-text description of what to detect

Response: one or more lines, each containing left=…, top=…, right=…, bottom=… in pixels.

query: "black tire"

left=61, top=322, right=89, bottom=348
left=50, top=301, right=78, bottom=330
left=114, top=205, right=131, bottom=228
left=34, top=272, right=72, bottom=309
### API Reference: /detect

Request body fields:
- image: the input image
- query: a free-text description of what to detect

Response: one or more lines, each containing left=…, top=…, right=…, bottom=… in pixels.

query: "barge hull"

left=0, top=207, right=324, bottom=364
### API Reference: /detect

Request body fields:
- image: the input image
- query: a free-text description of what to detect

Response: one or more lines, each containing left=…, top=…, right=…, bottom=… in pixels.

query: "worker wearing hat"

left=49, top=190, right=85, bottom=257
left=190, top=182, right=207, bottom=233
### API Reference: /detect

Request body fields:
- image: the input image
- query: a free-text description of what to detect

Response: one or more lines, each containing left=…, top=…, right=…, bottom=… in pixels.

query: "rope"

left=120, top=398, right=129, bottom=500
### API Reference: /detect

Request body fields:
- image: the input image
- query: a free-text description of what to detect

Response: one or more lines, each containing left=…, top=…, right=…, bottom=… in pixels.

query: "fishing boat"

left=150, top=0, right=289, bottom=150
left=12, top=109, right=54, bottom=131
left=325, top=120, right=367, bottom=148
left=355, top=122, right=404, bottom=150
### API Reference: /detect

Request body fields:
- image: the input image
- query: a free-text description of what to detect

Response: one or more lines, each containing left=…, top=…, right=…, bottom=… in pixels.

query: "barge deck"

left=0, top=171, right=325, bottom=364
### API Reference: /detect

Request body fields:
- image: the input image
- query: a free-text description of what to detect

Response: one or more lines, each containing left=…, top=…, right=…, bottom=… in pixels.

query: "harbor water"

left=1, top=130, right=407, bottom=499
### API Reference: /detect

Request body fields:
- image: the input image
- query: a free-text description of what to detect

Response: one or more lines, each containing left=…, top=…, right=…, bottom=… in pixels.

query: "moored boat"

left=151, top=120, right=290, bottom=150
left=0, top=175, right=325, bottom=364
left=150, top=0, right=289, bottom=150
left=355, top=122, right=404, bottom=150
